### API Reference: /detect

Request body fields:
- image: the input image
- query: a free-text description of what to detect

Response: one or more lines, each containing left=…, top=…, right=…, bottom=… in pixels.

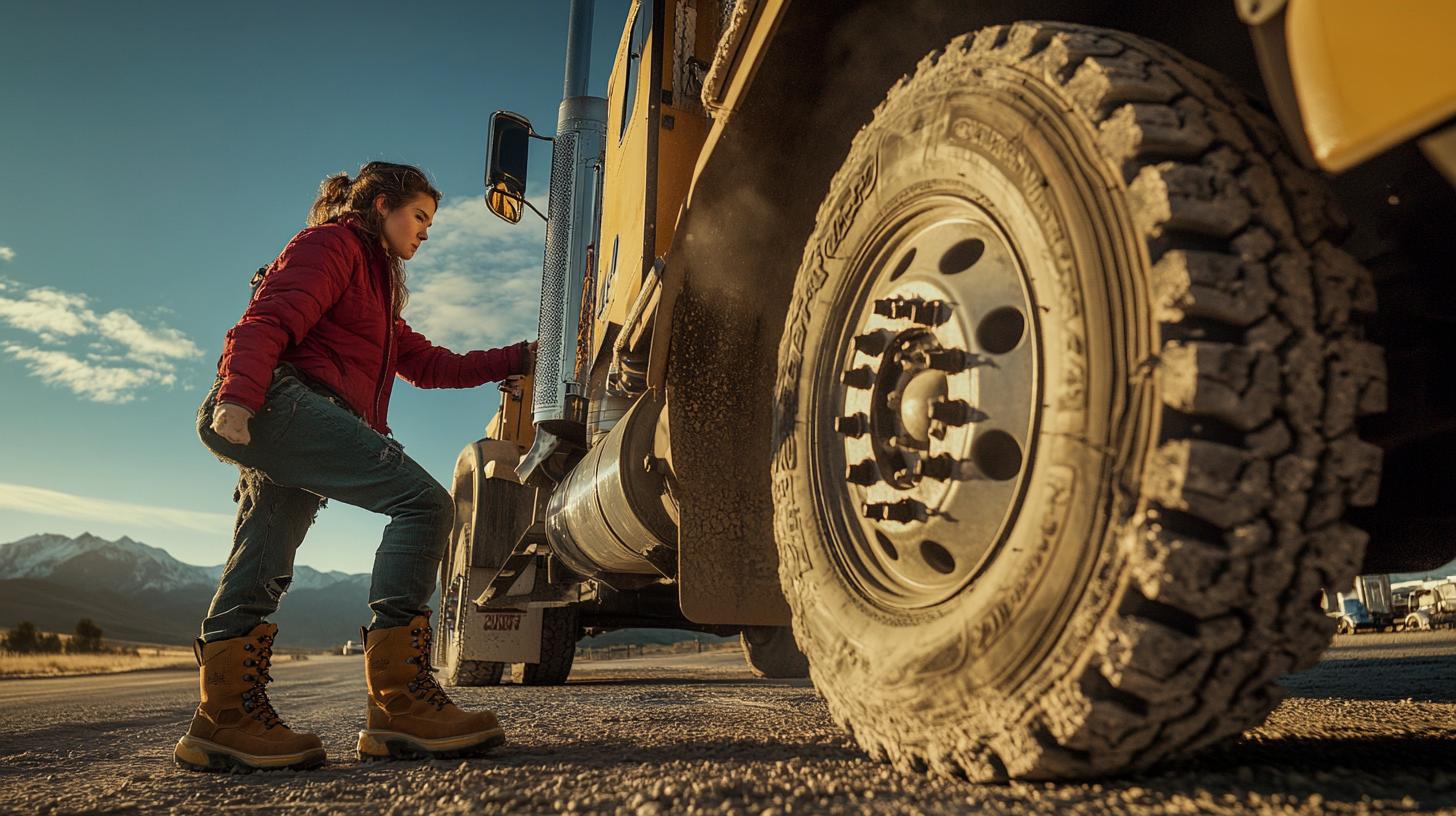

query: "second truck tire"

left=513, top=606, right=579, bottom=686
left=740, top=626, right=811, bottom=679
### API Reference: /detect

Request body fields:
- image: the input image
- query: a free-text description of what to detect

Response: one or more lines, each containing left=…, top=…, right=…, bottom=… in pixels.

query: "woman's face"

left=376, top=193, right=436, bottom=261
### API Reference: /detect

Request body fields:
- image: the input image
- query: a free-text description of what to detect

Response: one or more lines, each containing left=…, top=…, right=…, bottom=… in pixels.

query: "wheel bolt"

left=914, top=454, right=959, bottom=480
left=872, top=297, right=907, bottom=319
left=930, top=399, right=988, bottom=425
left=924, top=348, right=990, bottom=373
left=910, top=299, right=950, bottom=326
left=852, top=329, right=894, bottom=356
left=841, top=366, right=875, bottom=389
left=872, top=297, right=949, bottom=326
left=835, top=413, right=869, bottom=437
left=862, top=499, right=925, bottom=522
left=846, top=460, right=879, bottom=485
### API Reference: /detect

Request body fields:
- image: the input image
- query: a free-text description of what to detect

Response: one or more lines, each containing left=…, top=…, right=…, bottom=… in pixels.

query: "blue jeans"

left=195, top=365, right=453, bottom=642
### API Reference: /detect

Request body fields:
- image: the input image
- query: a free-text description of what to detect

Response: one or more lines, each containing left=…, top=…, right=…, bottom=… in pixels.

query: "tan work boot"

left=173, top=622, right=326, bottom=772
left=357, top=612, right=506, bottom=760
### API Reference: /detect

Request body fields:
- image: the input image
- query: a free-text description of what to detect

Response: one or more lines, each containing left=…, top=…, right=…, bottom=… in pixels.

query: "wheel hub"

left=828, top=199, right=1039, bottom=609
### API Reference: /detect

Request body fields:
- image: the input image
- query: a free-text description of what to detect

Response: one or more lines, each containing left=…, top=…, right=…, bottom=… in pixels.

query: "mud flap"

left=455, top=564, right=545, bottom=664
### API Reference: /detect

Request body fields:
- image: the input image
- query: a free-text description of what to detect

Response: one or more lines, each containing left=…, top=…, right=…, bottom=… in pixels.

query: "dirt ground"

left=0, top=630, right=1452, bottom=815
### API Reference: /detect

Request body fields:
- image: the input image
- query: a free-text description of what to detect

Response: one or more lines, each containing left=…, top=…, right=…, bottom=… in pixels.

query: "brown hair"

left=307, top=161, right=441, bottom=318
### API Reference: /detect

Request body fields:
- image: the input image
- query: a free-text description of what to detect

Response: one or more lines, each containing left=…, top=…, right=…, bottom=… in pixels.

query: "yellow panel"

left=486, top=372, right=535, bottom=450
left=650, top=0, right=712, bottom=262
left=594, top=0, right=652, bottom=362
left=1288, top=0, right=1456, bottom=172
left=594, top=0, right=715, bottom=355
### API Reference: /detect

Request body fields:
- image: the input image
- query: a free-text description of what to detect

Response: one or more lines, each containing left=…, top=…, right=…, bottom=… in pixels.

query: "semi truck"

left=435, top=0, right=1456, bottom=780
left=1401, top=581, right=1456, bottom=631
left=1323, top=573, right=1394, bottom=633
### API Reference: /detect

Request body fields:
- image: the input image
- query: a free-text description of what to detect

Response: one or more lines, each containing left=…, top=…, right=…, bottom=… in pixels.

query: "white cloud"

left=402, top=195, right=545, bottom=351
left=0, top=247, right=14, bottom=262
left=0, top=280, right=201, bottom=402
left=95, top=310, right=201, bottom=368
left=0, top=482, right=233, bottom=535
left=3, top=343, right=175, bottom=403
left=0, top=287, right=94, bottom=338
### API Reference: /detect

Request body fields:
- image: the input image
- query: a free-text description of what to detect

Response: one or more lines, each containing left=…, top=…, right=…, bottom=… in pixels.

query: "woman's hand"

left=499, top=375, right=526, bottom=400
left=212, top=402, right=255, bottom=446
left=499, top=340, right=536, bottom=400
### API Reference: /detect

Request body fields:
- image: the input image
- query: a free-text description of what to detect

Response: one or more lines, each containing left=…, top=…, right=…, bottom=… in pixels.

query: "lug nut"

left=910, top=299, right=951, bottom=326
left=872, top=297, right=950, bottom=325
left=915, top=454, right=959, bottom=480
left=841, top=366, right=876, bottom=389
left=924, top=347, right=990, bottom=373
left=834, top=413, right=869, bottom=437
left=930, top=399, right=988, bottom=426
left=846, top=460, right=879, bottom=485
left=852, top=329, right=894, bottom=356
left=872, top=297, right=907, bottom=319
left=862, top=499, right=925, bottom=522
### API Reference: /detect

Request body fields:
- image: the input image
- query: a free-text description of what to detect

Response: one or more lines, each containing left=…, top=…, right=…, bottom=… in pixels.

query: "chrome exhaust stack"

left=519, top=0, right=607, bottom=483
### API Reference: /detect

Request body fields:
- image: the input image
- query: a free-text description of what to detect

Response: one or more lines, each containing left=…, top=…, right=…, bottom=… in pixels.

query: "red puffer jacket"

left=215, top=217, right=530, bottom=435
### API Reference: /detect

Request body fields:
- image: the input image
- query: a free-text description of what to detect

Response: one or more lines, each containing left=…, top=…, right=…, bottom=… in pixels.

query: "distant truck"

left=1401, top=582, right=1456, bottom=631
left=340, top=640, right=364, bottom=656
left=1324, top=574, right=1395, bottom=633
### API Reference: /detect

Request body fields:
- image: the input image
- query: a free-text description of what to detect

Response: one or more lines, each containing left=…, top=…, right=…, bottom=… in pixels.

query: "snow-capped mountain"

left=0, top=532, right=377, bottom=648
left=0, top=532, right=363, bottom=594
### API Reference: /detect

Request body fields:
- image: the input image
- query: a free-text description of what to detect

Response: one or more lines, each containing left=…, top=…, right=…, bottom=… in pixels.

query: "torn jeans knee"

left=377, top=435, right=405, bottom=466
left=264, top=574, right=292, bottom=602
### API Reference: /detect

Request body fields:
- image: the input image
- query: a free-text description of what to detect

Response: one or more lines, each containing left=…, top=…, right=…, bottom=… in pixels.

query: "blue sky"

left=0, top=1, right=631, bottom=572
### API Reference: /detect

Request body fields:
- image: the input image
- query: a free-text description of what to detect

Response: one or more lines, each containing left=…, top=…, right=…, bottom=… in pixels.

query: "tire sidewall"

left=772, top=73, right=1156, bottom=741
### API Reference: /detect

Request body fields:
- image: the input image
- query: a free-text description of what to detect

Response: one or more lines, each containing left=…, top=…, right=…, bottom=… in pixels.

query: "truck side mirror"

left=484, top=110, right=534, bottom=224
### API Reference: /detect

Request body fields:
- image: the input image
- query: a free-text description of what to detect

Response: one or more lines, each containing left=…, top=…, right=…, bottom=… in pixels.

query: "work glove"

left=212, top=402, right=254, bottom=446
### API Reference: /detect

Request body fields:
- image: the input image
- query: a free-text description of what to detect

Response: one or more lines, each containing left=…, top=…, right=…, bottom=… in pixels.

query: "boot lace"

left=240, top=633, right=285, bottom=729
left=406, top=625, right=454, bottom=711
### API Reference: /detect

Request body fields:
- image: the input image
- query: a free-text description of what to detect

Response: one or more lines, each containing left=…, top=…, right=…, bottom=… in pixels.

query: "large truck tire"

left=740, top=626, right=811, bottom=679
left=435, top=441, right=522, bottom=688
left=436, top=555, right=505, bottom=687
left=770, top=22, right=1385, bottom=781
left=514, top=606, right=579, bottom=686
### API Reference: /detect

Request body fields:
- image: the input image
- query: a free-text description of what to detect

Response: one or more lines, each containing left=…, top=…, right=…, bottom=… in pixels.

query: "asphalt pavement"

left=0, top=631, right=1453, bottom=814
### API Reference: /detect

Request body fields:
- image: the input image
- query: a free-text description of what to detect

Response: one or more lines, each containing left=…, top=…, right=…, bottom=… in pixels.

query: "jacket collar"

left=338, top=213, right=392, bottom=268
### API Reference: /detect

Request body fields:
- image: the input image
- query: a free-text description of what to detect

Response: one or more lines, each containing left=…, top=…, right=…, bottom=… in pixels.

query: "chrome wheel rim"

left=822, top=194, right=1041, bottom=610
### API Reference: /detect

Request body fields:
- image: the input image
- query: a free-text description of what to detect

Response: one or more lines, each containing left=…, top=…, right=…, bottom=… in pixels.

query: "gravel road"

left=1, top=630, right=1453, bottom=815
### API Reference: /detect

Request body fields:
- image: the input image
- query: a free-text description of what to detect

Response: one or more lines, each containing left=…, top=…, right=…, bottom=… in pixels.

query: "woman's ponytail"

left=301, top=162, right=440, bottom=319
left=307, top=172, right=354, bottom=227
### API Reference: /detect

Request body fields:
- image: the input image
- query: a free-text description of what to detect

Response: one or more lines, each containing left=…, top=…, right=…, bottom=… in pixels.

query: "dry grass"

left=0, top=646, right=195, bottom=679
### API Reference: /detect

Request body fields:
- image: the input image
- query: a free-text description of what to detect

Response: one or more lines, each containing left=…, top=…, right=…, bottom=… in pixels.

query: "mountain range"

left=0, top=532, right=728, bottom=652
left=0, top=532, right=375, bottom=649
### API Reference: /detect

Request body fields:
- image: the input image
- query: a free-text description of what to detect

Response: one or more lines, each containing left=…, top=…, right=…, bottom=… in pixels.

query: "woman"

left=175, top=161, right=532, bottom=772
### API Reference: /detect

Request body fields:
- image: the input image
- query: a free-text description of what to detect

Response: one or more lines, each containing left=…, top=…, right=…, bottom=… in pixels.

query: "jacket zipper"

left=372, top=266, right=394, bottom=429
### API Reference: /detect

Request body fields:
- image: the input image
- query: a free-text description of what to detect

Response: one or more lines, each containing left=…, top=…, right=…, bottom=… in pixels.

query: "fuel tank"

left=545, top=393, right=676, bottom=579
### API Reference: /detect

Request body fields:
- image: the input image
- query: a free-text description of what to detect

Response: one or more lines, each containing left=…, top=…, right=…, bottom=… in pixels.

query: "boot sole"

left=173, top=735, right=327, bottom=773
left=356, top=727, right=507, bottom=761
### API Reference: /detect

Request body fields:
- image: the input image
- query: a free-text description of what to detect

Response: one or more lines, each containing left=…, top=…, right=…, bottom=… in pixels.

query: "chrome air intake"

left=533, top=98, right=605, bottom=434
